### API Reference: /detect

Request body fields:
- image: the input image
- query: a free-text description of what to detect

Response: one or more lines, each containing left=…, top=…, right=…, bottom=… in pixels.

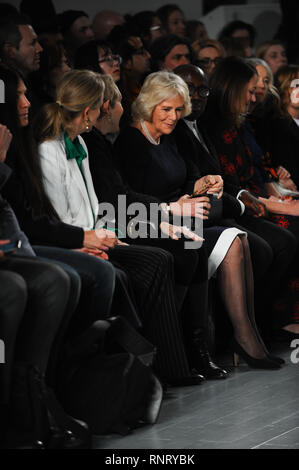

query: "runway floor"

left=93, top=341, right=299, bottom=450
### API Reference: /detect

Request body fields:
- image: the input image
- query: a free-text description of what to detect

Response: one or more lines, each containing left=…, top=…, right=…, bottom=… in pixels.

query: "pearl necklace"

left=140, top=120, right=160, bottom=145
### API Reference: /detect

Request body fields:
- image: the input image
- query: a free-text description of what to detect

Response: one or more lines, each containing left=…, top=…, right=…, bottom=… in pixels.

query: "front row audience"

left=0, top=5, right=299, bottom=450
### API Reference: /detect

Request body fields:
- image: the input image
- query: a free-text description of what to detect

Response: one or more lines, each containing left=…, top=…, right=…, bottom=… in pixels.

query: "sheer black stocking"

left=217, top=236, right=266, bottom=359
left=240, top=235, right=270, bottom=354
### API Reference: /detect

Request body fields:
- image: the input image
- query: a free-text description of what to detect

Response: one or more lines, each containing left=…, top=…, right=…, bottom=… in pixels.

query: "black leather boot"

left=190, top=329, right=228, bottom=380
left=7, top=363, right=90, bottom=449
left=5, top=362, right=48, bottom=449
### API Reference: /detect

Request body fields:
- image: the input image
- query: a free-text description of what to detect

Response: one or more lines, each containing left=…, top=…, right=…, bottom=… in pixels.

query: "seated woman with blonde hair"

left=82, top=73, right=229, bottom=381
left=114, top=70, right=284, bottom=370
left=34, top=69, right=212, bottom=385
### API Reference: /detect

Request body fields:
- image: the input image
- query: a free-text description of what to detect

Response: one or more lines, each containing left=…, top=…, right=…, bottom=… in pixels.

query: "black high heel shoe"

left=266, top=354, right=285, bottom=365
left=232, top=339, right=281, bottom=370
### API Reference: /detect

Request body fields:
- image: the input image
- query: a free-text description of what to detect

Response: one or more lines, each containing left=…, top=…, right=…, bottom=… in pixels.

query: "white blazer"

left=38, top=134, right=100, bottom=230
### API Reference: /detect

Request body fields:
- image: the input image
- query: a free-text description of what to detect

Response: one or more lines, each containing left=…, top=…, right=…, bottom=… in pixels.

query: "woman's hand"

left=279, top=177, right=297, bottom=192
left=160, top=221, right=204, bottom=242
left=115, top=239, right=129, bottom=247
left=83, top=229, right=119, bottom=251
left=276, top=166, right=297, bottom=191
left=169, top=195, right=211, bottom=219
left=193, top=175, right=223, bottom=199
left=259, top=196, right=299, bottom=216
left=276, top=166, right=290, bottom=180
left=0, top=125, right=12, bottom=163
left=74, top=247, right=109, bottom=260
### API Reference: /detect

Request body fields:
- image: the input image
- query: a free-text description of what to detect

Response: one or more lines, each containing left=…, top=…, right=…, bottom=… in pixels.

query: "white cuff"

left=238, top=199, right=245, bottom=215
left=237, top=189, right=247, bottom=200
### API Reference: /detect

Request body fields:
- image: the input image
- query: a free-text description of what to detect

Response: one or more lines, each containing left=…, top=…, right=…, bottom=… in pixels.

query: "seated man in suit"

left=173, top=64, right=297, bottom=336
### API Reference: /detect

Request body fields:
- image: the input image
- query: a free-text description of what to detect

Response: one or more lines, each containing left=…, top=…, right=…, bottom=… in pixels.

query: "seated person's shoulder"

left=38, top=137, right=64, bottom=164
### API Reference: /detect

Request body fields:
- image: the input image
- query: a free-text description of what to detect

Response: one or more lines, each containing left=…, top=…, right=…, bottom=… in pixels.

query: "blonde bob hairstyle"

left=131, top=71, right=191, bottom=123
left=35, top=69, right=105, bottom=143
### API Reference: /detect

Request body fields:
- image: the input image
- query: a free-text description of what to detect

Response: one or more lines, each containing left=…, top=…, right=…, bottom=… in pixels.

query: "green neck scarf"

left=64, top=132, right=87, bottom=169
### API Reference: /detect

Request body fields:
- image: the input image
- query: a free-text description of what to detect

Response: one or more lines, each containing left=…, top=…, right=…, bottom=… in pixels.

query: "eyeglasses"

left=187, top=83, right=210, bottom=98
left=98, top=55, right=122, bottom=67
left=196, top=57, right=222, bottom=67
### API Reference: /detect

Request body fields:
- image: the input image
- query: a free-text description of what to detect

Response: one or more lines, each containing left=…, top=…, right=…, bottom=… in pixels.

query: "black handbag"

left=58, top=317, right=163, bottom=436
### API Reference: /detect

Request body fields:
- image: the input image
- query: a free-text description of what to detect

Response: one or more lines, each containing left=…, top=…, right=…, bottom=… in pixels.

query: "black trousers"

left=123, top=237, right=209, bottom=326
left=236, top=215, right=297, bottom=283
left=0, top=256, right=71, bottom=405
left=109, top=244, right=192, bottom=380
left=34, top=244, right=191, bottom=381
left=33, top=246, right=116, bottom=333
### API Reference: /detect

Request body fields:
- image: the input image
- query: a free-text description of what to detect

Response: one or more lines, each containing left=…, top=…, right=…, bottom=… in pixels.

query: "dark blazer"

left=173, top=119, right=242, bottom=219
left=114, top=126, right=199, bottom=201
left=0, top=162, right=34, bottom=256
left=83, top=128, right=160, bottom=213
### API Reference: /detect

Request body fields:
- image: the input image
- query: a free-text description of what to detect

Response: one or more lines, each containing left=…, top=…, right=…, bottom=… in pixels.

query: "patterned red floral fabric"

left=271, top=214, right=290, bottom=230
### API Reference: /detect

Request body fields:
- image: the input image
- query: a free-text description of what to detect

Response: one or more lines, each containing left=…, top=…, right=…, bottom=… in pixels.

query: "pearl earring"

left=86, top=118, right=90, bottom=131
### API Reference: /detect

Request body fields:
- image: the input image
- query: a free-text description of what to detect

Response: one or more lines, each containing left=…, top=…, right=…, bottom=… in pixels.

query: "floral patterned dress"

left=214, top=121, right=299, bottom=324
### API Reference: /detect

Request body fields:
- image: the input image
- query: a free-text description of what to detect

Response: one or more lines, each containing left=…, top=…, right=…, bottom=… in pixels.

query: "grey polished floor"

left=93, top=343, right=299, bottom=449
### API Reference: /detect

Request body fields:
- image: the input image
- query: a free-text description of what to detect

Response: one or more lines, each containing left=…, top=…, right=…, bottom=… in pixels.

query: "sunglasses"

left=187, top=83, right=210, bottom=98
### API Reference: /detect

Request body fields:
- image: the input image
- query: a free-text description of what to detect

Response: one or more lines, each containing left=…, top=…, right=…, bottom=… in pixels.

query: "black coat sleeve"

left=83, top=130, right=161, bottom=212
left=174, top=122, right=242, bottom=218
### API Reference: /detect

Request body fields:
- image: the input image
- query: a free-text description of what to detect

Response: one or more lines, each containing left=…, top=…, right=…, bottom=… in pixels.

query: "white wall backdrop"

left=3, top=0, right=281, bottom=45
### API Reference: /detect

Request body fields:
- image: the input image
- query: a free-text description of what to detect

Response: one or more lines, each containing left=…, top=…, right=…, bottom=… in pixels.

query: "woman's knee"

left=227, top=236, right=244, bottom=262
left=147, top=246, right=174, bottom=274
left=29, top=262, right=71, bottom=319
left=247, top=233, right=273, bottom=279
left=271, top=225, right=297, bottom=258
left=284, top=229, right=298, bottom=257
left=88, top=258, right=115, bottom=292
left=38, top=261, right=70, bottom=292
left=0, top=271, right=27, bottom=320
